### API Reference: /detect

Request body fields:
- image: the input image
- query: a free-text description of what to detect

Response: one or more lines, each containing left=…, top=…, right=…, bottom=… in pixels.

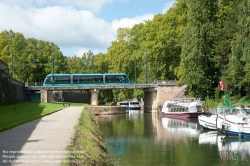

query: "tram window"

left=73, top=76, right=103, bottom=84
left=122, top=75, right=129, bottom=82
left=45, top=76, right=52, bottom=83
left=54, top=76, right=70, bottom=84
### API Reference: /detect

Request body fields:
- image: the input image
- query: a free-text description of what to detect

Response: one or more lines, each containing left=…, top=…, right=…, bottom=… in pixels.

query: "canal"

left=96, top=111, right=250, bottom=166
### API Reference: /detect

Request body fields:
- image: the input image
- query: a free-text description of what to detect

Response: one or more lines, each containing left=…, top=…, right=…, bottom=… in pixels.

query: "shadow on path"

left=0, top=106, right=83, bottom=166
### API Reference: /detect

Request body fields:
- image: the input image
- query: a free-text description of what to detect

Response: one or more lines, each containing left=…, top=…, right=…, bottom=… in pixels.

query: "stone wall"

left=0, top=60, right=9, bottom=76
left=156, top=85, right=187, bottom=105
left=49, top=90, right=89, bottom=103
left=0, top=76, right=26, bottom=106
left=85, top=106, right=126, bottom=115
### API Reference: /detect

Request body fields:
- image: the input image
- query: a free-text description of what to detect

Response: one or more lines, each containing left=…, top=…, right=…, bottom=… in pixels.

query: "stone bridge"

left=27, top=81, right=187, bottom=112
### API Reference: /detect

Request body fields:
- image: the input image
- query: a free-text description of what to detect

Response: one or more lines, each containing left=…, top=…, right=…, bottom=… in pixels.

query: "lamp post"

left=19, top=62, right=22, bottom=80
left=11, top=52, right=14, bottom=78
left=52, top=52, right=54, bottom=86
left=134, top=56, right=137, bottom=84
left=144, top=52, right=147, bottom=83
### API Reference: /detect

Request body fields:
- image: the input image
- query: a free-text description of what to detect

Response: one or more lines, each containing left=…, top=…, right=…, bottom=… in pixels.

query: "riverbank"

left=63, top=109, right=113, bottom=166
left=204, top=96, right=250, bottom=110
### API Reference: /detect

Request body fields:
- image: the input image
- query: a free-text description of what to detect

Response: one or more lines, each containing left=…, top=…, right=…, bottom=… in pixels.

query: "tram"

left=42, top=73, right=130, bottom=86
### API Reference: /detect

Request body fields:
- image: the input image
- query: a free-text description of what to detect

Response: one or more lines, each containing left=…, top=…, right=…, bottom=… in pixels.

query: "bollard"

left=68, top=102, right=70, bottom=107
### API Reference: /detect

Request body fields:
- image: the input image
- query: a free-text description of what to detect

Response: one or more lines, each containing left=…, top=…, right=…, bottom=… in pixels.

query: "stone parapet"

left=85, top=106, right=126, bottom=115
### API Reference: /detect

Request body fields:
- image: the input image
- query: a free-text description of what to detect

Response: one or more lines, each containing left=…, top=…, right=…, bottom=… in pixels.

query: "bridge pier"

left=143, top=88, right=158, bottom=112
left=143, top=85, right=187, bottom=112
left=88, top=89, right=99, bottom=105
left=41, top=90, right=52, bottom=103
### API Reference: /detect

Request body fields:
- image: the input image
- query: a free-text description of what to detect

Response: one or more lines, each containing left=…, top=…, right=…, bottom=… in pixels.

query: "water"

left=96, top=111, right=250, bottom=166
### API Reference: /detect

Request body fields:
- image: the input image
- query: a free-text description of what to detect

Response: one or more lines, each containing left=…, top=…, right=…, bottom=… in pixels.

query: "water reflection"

left=161, top=117, right=200, bottom=138
left=199, top=130, right=250, bottom=163
left=96, top=112, right=250, bottom=166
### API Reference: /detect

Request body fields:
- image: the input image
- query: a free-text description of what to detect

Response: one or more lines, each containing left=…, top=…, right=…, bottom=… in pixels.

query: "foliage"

left=226, top=0, right=250, bottom=96
left=0, top=30, right=66, bottom=82
left=178, top=0, right=218, bottom=99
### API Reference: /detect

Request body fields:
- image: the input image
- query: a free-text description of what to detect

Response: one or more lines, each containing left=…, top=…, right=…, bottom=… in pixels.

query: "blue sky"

left=0, top=0, right=175, bottom=57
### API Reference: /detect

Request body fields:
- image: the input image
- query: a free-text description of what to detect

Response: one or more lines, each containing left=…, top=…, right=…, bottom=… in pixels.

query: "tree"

left=81, top=50, right=95, bottom=73
left=227, top=0, right=250, bottom=96
left=92, top=52, right=109, bottom=73
left=178, top=0, right=218, bottom=98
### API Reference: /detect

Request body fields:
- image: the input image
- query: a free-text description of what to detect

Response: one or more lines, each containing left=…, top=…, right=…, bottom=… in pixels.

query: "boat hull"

left=161, top=112, right=206, bottom=118
left=198, top=115, right=217, bottom=130
left=221, top=129, right=250, bottom=137
left=216, top=114, right=250, bottom=137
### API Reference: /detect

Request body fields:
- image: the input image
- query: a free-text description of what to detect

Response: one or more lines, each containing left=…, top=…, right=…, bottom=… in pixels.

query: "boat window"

left=197, top=106, right=203, bottom=112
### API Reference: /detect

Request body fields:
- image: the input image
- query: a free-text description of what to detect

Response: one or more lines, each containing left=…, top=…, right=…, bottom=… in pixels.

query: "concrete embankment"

left=85, top=106, right=126, bottom=115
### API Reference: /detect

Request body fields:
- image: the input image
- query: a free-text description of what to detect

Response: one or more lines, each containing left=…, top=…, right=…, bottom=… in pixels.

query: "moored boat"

left=117, top=99, right=141, bottom=111
left=216, top=114, right=250, bottom=137
left=161, top=98, right=206, bottom=118
left=199, top=106, right=249, bottom=130
left=215, top=106, right=250, bottom=137
left=198, top=114, right=218, bottom=130
left=198, top=106, right=231, bottom=130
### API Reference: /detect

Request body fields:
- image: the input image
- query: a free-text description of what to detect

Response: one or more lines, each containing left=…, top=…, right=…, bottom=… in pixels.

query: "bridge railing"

left=156, top=80, right=177, bottom=85
left=25, top=82, right=43, bottom=87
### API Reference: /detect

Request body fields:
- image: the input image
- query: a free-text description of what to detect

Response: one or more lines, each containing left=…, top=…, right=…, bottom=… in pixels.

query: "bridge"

left=27, top=80, right=187, bottom=112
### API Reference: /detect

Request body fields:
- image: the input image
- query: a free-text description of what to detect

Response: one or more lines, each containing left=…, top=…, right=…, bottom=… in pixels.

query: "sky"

left=0, top=0, right=175, bottom=57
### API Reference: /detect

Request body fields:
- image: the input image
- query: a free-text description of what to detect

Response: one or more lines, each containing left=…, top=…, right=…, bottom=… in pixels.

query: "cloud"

left=0, top=0, right=122, bottom=13
left=111, top=14, right=154, bottom=30
left=0, top=5, right=116, bottom=49
left=0, top=0, right=172, bottom=57
left=162, top=1, right=175, bottom=14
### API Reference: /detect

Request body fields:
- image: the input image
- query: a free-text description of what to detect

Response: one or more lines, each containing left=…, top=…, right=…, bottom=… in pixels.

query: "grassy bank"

left=204, top=96, right=250, bottom=110
left=64, top=110, right=113, bottom=166
left=0, top=102, right=87, bottom=132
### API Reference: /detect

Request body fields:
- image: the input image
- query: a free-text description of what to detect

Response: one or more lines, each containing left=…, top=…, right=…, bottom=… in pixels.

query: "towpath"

left=0, top=107, right=84, bottom=166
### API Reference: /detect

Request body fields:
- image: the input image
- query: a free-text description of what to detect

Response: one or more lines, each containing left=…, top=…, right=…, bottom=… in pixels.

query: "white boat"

left=217, top=115, right=250, bottom=137
left=198, top=114, right=218, bottom=130
left=198, top=106, right=231, bottom=130
left=117, top=99, right=141, bottom=111
left=161, top=98, right=206, bottom=118
left=198, top=106, right=249, bottom=130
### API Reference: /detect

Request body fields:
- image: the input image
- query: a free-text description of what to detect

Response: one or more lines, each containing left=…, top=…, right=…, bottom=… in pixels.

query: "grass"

left=204, top=96, right=250, bottom=110
left=63, top=110, right=113, bottom=166
left=0, top=102, right=88, bottom=132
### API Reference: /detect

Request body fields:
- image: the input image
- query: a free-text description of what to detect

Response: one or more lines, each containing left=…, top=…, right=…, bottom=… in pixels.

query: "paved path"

left=0, top=107, right=84, bottom=166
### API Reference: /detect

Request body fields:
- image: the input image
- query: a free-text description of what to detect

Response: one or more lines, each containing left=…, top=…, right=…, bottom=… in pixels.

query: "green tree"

left=178, top=0, right=218, bottom=98
left=81, top=50, right=95, bottom=73
left=92, top=52, right=109, bottom=73
left=0, top=30, right=16, bottom=78
left=0, top=30, right=66, bottom=83
left=227, top=0, right=250, bottom=96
